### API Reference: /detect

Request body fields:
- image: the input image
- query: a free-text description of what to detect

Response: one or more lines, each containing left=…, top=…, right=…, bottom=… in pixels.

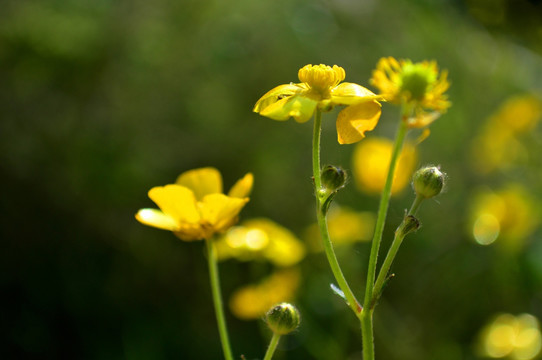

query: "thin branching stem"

left=312, top=109, right=362, bottom=317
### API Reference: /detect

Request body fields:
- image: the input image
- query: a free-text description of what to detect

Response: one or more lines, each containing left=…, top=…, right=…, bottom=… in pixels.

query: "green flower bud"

left=412, top=166, right=445, bottom=198
left=265, top=303, right=301, bottom=335
left=321, top=165, right=346, bottom=193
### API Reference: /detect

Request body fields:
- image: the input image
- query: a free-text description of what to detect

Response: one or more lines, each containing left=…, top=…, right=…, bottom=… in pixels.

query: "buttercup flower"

left=136, top=167, right=253, bottom=241
left=254, top=64, right=383, bottom=144
left=371, top=57, right=450, bottom=128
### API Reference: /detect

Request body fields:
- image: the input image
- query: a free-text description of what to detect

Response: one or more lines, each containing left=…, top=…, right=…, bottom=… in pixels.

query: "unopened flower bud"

left=321, top=165, right=346, bottom=193
left=413, top=166, right=445, bottom=198
left=265, top=303, right=301, bottom=335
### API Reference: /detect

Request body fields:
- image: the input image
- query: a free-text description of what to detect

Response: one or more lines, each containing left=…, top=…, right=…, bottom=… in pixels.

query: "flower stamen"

left=298, top=64, right=345, bottom=97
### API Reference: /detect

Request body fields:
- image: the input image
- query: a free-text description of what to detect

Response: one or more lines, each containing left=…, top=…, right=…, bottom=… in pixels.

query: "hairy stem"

left=312, top=109, right=361, bottom=317
left=263, top=333, right=281, bottom=360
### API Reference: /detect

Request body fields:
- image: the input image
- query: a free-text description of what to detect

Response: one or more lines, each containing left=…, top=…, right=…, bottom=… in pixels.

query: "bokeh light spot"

left=473, top=213, right=500, bottom=245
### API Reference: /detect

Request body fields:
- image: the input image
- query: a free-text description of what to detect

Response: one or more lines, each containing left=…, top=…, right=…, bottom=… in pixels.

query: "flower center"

left=399, top=63, right=437, bottom=101
left=298, top=64, right=345, bottom=97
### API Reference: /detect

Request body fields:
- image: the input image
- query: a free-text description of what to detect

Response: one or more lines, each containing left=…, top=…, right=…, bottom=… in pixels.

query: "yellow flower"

left=135, top=167, right=253, bottom=241
left=254, top=64, right=383, bottom=144
left=478, top=313, right=541, bottom=360
left=352, top=137, right=418, bottom=195
left=229, top=268, right=301, bottom=320
left=371, top=57, right=450, bottom=128
left=215, top=218, right=305, bottom=267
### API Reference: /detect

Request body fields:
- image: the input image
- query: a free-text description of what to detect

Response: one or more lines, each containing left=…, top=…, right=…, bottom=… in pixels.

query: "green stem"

left=206, top=238, right=234, bottom=360
left=408, top=194, right=424, bottom=216
left=312, top=109, right=361, bottom=317
left=362, top=114, right=409, bottom=359
left=371, top=230, right=406, bottom=304
left=263, top=333, right=281, bottom=360
left=361, top=309, right=374, bottom=360
left=372, top=194, right=424, bottom=306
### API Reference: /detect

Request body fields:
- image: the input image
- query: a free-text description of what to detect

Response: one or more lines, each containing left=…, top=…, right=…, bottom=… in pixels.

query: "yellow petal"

left=330, top=83, right=383, bottom=106
left=407, top=110, right=440, bottom=128
left=135, top=208, right=180, bottom=231
left=200, top=194, right=249, bottom=233
left=228, top=173, right=254, bottom=198
left=253, top=83, right=304, bottom=113
left=176, top=167, right=223, bottom=200
left=260, top=95, right=318, bottom=123
left=148, top=185, right=200, bottom=223
left=336, top=101, right=382, bottom=144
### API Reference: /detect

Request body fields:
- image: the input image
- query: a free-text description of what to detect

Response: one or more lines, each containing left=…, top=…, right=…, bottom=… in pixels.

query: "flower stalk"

left=361, top=106, right=410, bottom=360
left=372, top=198, right=422, bottom=304
left=263, top=333, right=281, bottom=360
left=206, top=237, right=234, bottom=360
left=312, top=109, right=362, bottom=317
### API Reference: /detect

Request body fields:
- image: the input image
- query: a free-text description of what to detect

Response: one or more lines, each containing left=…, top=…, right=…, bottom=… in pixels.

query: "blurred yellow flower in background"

left=254, top=64, right=383, bottom=144
left=135, top=168, right=253, bottom=241
left=305, top=206, right=375, bottom=251
left=215, top=218, right=305, bottom=267
left=477, top=313, right=542, bottom=360
left=371, top=57, right=450, bottom=128
left=229, top=268, right=301, bottom=320
left=352, top=137, right=418, bottom=195
left=471, top=95, right=542, bottom=174
left=469, top=185, right=539, bottom=251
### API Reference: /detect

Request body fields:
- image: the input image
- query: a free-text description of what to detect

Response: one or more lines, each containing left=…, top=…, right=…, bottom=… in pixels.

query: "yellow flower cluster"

left=351, top=137, right=418, bottom=195
left=254, top=64, right=383, bottom=144
left=371, top=57, right=450, bottom=128
left=478, top=313, right=541, bottom=360
left=471, top=95, right=542, bottom=174
left=135, top=168, right=253, bottom=241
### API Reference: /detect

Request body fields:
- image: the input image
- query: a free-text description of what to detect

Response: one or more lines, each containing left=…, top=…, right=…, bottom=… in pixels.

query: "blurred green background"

left=2, top=0, right=542, bottom=359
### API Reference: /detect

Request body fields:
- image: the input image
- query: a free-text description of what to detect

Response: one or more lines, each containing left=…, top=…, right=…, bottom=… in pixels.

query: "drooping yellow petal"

left=228, top=173, right=254, bottom=198
left=253, top=83, right=304, bottom=113
left=176, top=167, right=223, bottom=200
left=336, top=101, right=382, bottom=144
left=148, top=185, right=200, bottom=223
left=259, top=95, right=318, bottom=123
left=330, top=82, right=383, bottom=106
left=200, top=194, right=249, bottom=233
left=407, top=110, right=440, bottom=128
left=135, top=208, right=180, bottom=231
